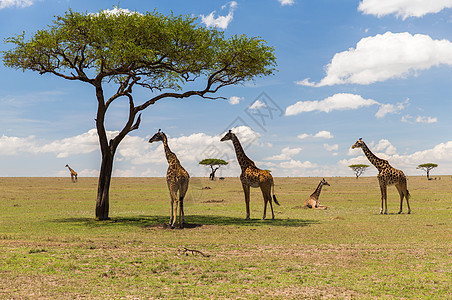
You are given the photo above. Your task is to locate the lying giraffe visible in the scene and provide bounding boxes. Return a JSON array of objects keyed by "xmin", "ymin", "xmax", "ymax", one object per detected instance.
[
  {"xmin": 65, "ymin": 164, "xmax": 78, "ymax": 183},
  {"xmin": 220, "ymin": 130, "xmax": 280, "ymax": 220},
  {"xmin": 149, "ymin": 129, "xmax": 190, "ymax": 228},
  {"xmin": 351, "ymin": 138, "xmax": 411, "ymax": 214},
  {"xmin": 304, "ymin": 178, "xmax": 330, "ymax": 210}
]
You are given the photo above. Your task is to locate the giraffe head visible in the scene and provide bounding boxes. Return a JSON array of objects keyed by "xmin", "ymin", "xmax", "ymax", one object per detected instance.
[
  {"xmin": 220, "ymin": 130, "xmax": 234, "ymax": 142},
  {"xmin": 321, "ymin": 178, "xmax": 330, "ymax": 186},
  {"xmin": 149, "ymin": 129, "xmax": 166, "ymax": 143},
  {"xmin": 351, "ymin": 138, "xmax": 364, "ymax": 149},
  {"xmin": 65, "ymin": 164, "xmax": 69, "ymax": 168}
]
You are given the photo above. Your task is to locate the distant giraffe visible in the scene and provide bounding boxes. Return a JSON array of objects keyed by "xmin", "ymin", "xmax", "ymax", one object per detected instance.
[
  {"xmin": 65, "ymin": 164, "xmax": 78, "ymax": 183},
  {"xmin": 304, "ymin": 178, "xmax": 330, "ymax": 210},
  {"xmin": 220, "ymin": 130, "xmax": 280, "ymax": 220},
  {"xmin": 149, "ymin": 129, "xmax": 190, "ymax": 228},
  {"xmin": 351, "ymin": 138, "xmax": 411, "ymax": 214}
]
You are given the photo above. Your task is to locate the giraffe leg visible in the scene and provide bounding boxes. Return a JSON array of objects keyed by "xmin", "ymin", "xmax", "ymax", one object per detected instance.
[
  {"xmin": 379, "ymin": 184, "xmax": 387, "ymax": 214},
  {"xmin": 260, "ymin": 182, "xmax": 273, "ymax": 220},
  {"xmin": 241, "ymin": 181, "xmax": 251, "ymax": 219},
  {"xmin": 395, "ymin": 184, "xmax": 404, "ymax": 214},
  {"xmin": 167, "ymin": 181, "xmax": 176, "ymax": 227},
  {"xmin": 179, "ymin": 178, "xmax": 190, "ymax": 226}
]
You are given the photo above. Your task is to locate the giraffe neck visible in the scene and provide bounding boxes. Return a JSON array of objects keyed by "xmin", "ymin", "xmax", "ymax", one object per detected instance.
[
  {"xmin": 361, "ymin": 142, "xmax": 388, "ymax": 171},
  {"xmin": 162, "ymin": 136, "xmax": 179, "ymax": 166},
  {"xmin": 67, "ymin": 166, "xmax": 74, "ymax": 172},
  {"xmin": 310, "ymin": 182, "xmax": 324, "ymax": 199},
  {"xmin": 231, "ymin": 135, "xmax": 255, "ymax": 171}
]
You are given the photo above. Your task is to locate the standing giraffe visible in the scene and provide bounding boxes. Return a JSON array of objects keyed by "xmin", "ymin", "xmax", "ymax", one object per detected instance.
[
  {"xmin": 351, "ymin": 138, "xmax": 411, "ymax": 214},
  {"xmin": 304, "ymin": 178, "xmax": 330, "ymax": 210},
  {"xmin": 220, "ymin": 130, "xmax": 280, "ymax": 220},
  {"xmin": 65, "ymin": 164, "xmax": 78, "ymax": 183},
  {"xmin": 149, "ymin": 129, "xmax": 190, "ymax": 228}
]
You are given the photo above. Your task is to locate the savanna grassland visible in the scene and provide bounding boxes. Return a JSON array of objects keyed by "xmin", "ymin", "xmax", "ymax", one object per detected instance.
[{"xmin": 0, "ymin": 176, "xmax": 450, "ymax": 299}]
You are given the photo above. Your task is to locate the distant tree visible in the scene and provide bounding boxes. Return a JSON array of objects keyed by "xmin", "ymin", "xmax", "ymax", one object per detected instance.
[
  {"xmin": 2, "ymin": 8, "xmax": 276, "ymax": 220},
  {"xmin": 417, "ymin": 163, "xmax": 438, "ymax": 180},
  {"xmin": 348, "ymin": 164, "xmax": 370, "ymax": 179},
  {"xmin": 199, "ymin": 158, "xmax": 228, "ymax": 180}
]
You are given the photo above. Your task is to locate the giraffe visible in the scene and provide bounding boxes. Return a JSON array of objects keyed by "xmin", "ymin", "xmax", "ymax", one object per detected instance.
[
  {"xmin": 220, "ymin": 130, "xmax": 280, "ymax": 220},
  {"xmin": 65, "ymin": 164, "xmax": 78, "ymax": 183},
  {"xmin": 149, "ymin": 129, "xmax": 190, "ymax": 228},
  {"xmin": 304, "ymin": 178, "xmax": 330, "ymax": 210},
  {"xmin": 351, "ymin": 138, "xmax": 411, "ymax": 214}
]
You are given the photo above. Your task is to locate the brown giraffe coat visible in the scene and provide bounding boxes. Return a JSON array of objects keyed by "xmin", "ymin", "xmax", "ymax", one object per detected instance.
[
  {"xmin": 149, "ymin": 130, "xmax": 190, "ymax": 228},
  {"xmin": 65, "ymin": 164, "xmax": 78, "ymax": 183},
  {"xmin": 221, "ymin": 130, "xmax": 280, "ymax": 219},
  {"xmin": 304, "ymin": 178, "xmax": 329, "ymax": 209},
  {"xmin": 351, "ymin": 138, "xmax": 411, "ymax": 214}
]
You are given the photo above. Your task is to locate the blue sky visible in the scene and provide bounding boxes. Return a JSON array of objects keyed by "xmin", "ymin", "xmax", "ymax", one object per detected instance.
[{"xmin": 1, "ymin": 0, "xmax": 452, "ymax": 178}]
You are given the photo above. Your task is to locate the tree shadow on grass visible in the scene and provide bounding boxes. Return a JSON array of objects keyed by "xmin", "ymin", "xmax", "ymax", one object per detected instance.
[{"xmin": 54, "ymin": 214, "xmax": 319, "ymax": 229}]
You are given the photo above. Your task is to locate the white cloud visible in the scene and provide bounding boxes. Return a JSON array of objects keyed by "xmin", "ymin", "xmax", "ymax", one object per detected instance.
[
  {"xmin": 248, "ymin": 100, "xmax": 267, "ymax": 110},
  {"xmin": 0, "ymin": 0, "xmax": 33, "ymax": 9},
  {"xmin": 402, "ymin": 114, "xmax": 438, "ymax": 124},
  {"xmin": 286, "ymin": 93, "xmax": 378, "ymax": 116},
  {"xmin": 265, "ymin": 146, "xmax": 302, "ymax": 160},
  {"xmin": 201, "ymin": 1, "xmax": 237, "ymax": 30},
  {"xmin": 416, "ymin": 116, "xmax": 438, "ymax": 123},
  {"xmin": 375, "ymin": 99, "xmax": 410, "ymax": 118},
  {"xmin": 278, "ymin": 0, "xmax": 295, "ymax": 6},
  {"xmin": 298, "ymin": 32, "xmax": 452, "ymax": 87},
  {"xmin": 297, "ymin": 130, "xmax": 333, "ymax": 140},
  {"xmin": 358, "ymin": 0, "xmax": 452, "ymax": 19},
  {"xmin": 279, "ymin": 160, "xmax": 317, "ymax": 169},
  {"xmin": 229, "ymin": 96, "xmax": 243, "ymax": 105},
  {"xmin": 323, "ymin": 143, "xmax": 339, "ymax": 152}
]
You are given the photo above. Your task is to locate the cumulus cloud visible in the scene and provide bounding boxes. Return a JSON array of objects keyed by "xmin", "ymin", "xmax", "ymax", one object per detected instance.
[
  {"xmin": 297, "ymin": 131, "xmax": 333, "ymax": 140},
  {"xmin": 375, "ymin": 99, "xmax": 410, "ymax": 118},
  {"xmin": 201, "ymin": 1, "xmax": 237, "ymax": 30},
  {"xmin": 297, "ymin": 32, "xmax": 452, "ymax": 87},
  {"xmin": 358, "ymin": 0, "xmax": 452, "ymax": 19},
  {"xmin": 286, "ymin": 93, "xmax": 410, "ymax": 118},
  {"xmin": 265, "ymin": 146, "xmax": 302, "ymax": 160},
  {"xmin": 286, "ymin": 93, "xmax": 378, "ymax": 116},
  {"xmin": 229, "ymin": 96, "xmax": 243, "ymax": 105},
  {"xmin": 402, "ymin": 114, "xmax": 438, "ymax": 124},
  {"xmin": 248, "ymin": 100, "xmax": 267, "ymax": 110},
  {"xmin": 323, "ymin": 143, "xmax": 339, "ymax": 152},
  {"xmin": 279, "ymin": 160, "xmax": 317, "ymax": 169},
  {"xmin": 0, "ymin": 0, "xmax": 33, "ymax": 9},
  {"xmin": 278, "ymin": 0, "xmax": 295, "ymax": 6}
]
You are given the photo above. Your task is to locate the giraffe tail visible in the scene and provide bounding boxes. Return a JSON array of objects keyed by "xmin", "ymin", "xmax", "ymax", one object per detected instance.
[{"xmin": 271, "ymin": 181, "xmax": 280, "ymax": 206}]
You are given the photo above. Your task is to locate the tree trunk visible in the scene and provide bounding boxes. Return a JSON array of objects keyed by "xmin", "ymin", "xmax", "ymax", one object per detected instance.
[{"xmin": 96, "ymin": 150, "xmax": 114, "ymax": 220}]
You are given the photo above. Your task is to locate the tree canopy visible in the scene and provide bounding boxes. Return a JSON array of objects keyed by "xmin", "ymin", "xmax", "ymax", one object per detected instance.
[
  {"xmin": 417, "ymin": 163, "xmax": 438, "ymax": 180},
  {"xmin": 199, "ymin": 158, "xmax": 229, "ymax": 180},
  {"xmin": 348, "ymin": 164, "xmax": 369, "ymax": 179},
  {"xmin": 2, "ymin": 8, "xmax": 277, "ymax": 220}
]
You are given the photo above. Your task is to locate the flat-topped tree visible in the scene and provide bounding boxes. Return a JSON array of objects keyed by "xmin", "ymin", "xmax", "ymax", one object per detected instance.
[
  {"xmin": 2, "ymin": 8, "xmax": 276, "ymax": 220},
  {"xmin": 199, "ymin": 158, "xmax": 228, "ymax": 180},
  {"xmin": 417, "ymin": 163, "xmax": 438, "ymax": 180},
  {"xmin": 348, "ymin": 164, "xmax": 369, "ymax": 179}
]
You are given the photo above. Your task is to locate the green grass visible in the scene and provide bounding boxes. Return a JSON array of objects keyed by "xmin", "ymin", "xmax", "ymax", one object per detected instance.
[{"xmin": 0, "ymin": 176, "xmax": 450, "ymax": 299}]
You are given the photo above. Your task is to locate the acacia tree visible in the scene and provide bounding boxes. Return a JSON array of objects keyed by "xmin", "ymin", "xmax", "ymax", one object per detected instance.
[
  {"xmin": 348, "ymin": 164, "xmax": 369, "ymax": 179},
  {"xmin": 417, "ymin": 163, "xmax": 438, "ymax": 180},
  {"xmin": 2, "ymin": 9, "xmax": 276, "ymax": 220},
  {"xmin": 199, "ymin": 158, "xmax": 228, "ymax": 180}
]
